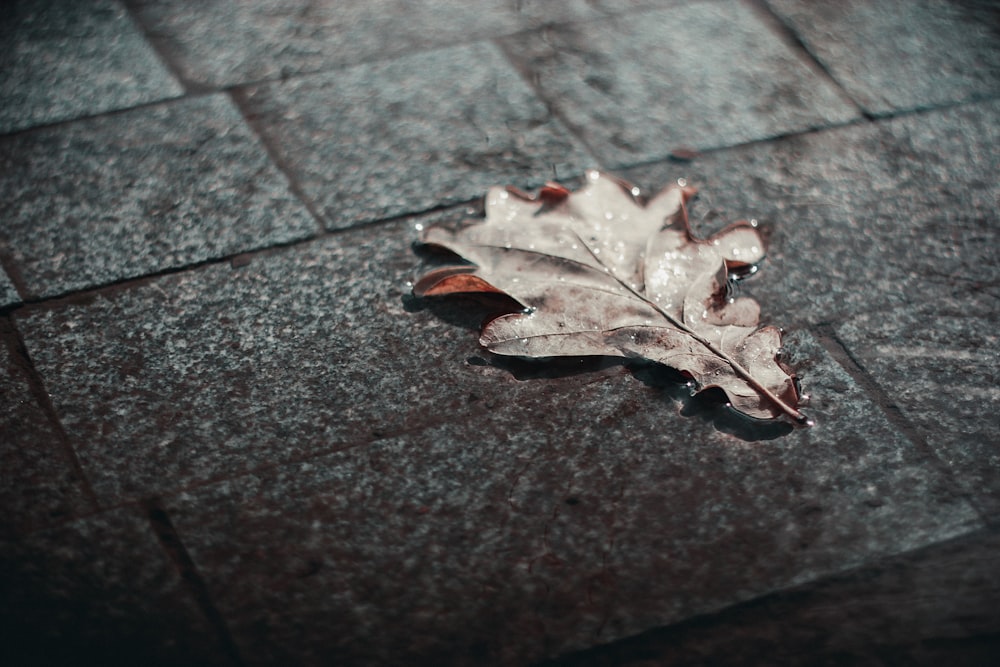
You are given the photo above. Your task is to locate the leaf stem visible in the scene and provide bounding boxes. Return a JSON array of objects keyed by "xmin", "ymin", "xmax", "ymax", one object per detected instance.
[{"xmin": 569, "ymin": 230, "xmax": 806, "ymax": 423}]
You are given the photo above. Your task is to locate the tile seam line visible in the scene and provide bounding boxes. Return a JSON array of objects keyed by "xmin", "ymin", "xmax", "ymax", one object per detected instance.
[
  {"xmin": 0, "ymin": 246, "xmax": 31, "ymax": 302},
  {"xmin": 118, "ymin": 0, "xmax": 193, "ymax": 95},
  {"xmin": 744, "ymin": 0, "xmax": 870, "ymax": 119},
  {"xmin": 226, "ymin": 88, "xmax": 327, "ymax": 233},
  {"xmin": 1, "ymin": 73, "xmax": 988, "ymax": 144},
  {"xmin": 114, "ymin": 0, "xmax": 725, "ymax": 93},
  {"xmin": 540, "ymin": 522, "xmax": 1000, "ymax": 666},
  {"xmin": 747, "ymin": 3, "xmax": 1000, "ymax": 120},
  {"xmin": 0, "ymin": 89, "xmax": 212, "ymax": 140},
  {"xmin": 227, "ymin": 79, "xmax": 586, "ymax": 234},
  {"xmin": 6, "ymin": 129, "xmax": 964, "ymax": 313},
  {"xmin": 143, "ymin": 498, "xmax": 246, "ymax": 667},
  {"xmin": 0, "ymin": 315, "xmax": 100, "ymax": 510},
  {"xmin": 1, "ymin": 10, "xmax": 991, "ymax": 140},
  {"xmin": 610, "ymin": 115, "xmax": 872, "ymax": 174},
  {"xmin": 8, "ymin": 233, "xmax": 319, "ymax": 313},
  {"xmin": 863, "ymin": 91, "xmax": 1000, "ymax": 121},
  {"xmin": 3, "ymin": 198, "xmax": 494, "ymax": 314},
  {"xmin": 516, "ymin": 92, "xmax": 1000, "ymax": 176},
  {"xmin": 122, "ymin": 26, "xmax": 561, "ymax": 92},
  {"xmin": 810, "ymin": 322, "xmax": 988, "ymax": 523},
  {"xmin": 493, "ymin": 36, "xmax": 607, "ymax": 169}
]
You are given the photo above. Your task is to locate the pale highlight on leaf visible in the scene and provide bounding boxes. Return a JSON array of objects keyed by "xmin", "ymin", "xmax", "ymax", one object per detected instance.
[{"xmin": 415, "ymin": 170, "xmax": 803, "ymax": 423}]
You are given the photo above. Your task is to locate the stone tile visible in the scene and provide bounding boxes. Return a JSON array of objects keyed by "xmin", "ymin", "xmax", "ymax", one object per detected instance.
[
  {"xmin": 0, "ymin": 271, "xmax": 19, "ymax": 308},
  {"xmin": 0, "ymin": 318, "xmax": 94, "ymax": 536},
  {"xmin": 512, "ymin": 0, "xmax": 606, "ymax": 24},
  {"xmin": 0, "ymin": 0, "xmax": 183, "ymax": 134},
  {"xmin": 15, "ymin": 213, "xmax": 601, "ymax": 503},
  {"xmin": 544, "ymin": 527, "xmax": 1000, "ymax": 666},
  {"xmin": 0, "ymin": 94, "xmax": 317, "ymax": 299},
  {"xmin": 236, "ymin": 42, "xmax": 593, "ymax": 230},
  {"xmin": 0, "ymin": 506, "xmax": 231, "ymax": 666},
  {"xmin": 586, "ymin": 329, "xmax": 979, "ymax": 646},
  {"xmin": 621, "ymin": 98, "xmax": 1000, "ymax": 325},
  {"xmin": 766, "ymin": 0, "xmax": 1000, "ymax": 115},
  {"xmin": 500, "ymin": 0, "xmax": 859, "ymax": 167},
  {"xmin": 837, "ymin": 295, "xmax": 1000, "ymax": 518},
  {"xmin": 127, "ymin": 0, "xmax": 603, "ymax": 89},
  {"xmin": 595, "ymin": 0, "xmax": 687, "ymax": 11},
  {"xmin": 163, "ymin": 330, "xmax": 979, "ymax": 665}
]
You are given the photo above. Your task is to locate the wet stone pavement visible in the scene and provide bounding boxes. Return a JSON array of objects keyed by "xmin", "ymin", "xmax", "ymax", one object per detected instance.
[{"xmin": 1, "ymin": 1, "xmax": 998, "ymax": 665}]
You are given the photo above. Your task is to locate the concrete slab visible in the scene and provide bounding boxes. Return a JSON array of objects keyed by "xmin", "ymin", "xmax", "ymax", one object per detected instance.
[
  {"xmin": 161, "ymin": 330, "xmax": 979, "ymax": 665},
  {"xmin": 0, "ymin": 505, "xmax": 232, "ymax": 665},
  {"xmin": 0, "ymin": 94, "xmax": 317, "ymax": 300},
  {"xmin": 126, "ymin": 0, "xmax": 604, "ymax": 89},
  {"xmin": 766, "ymin": 0, "xmax": 1000, "ymax": 115},
  {"xmin": 837, "ymin": 295, "xmax": 1000, "ymax": 519},
  {"xmin": 0, "ymin": 0, "xmax": 183, "ymax": 134},
  {"xmin": 621, "ymin": 98, "xmax": 1000, "ymax": 326},
  {"xmin": 235, "ymin": 42, "xmax": 593, "ymax": 230},
  {"xmin": 0, "ymin": 318, "xmax": 94, "ymax": 536},
  {"xmin": 500, "ymin": 0, "xmax": 860, "ymax": 167}
]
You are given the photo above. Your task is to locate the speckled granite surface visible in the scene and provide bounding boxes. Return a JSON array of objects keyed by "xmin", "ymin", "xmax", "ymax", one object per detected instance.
[
  {"xmin": 501, "ymin": 0, "xmax": 860, "ymax": 166},
  {"xmin": 765, "ymin": 0, "xmax": 1000, "ymax": 115},
  {"xmin": 0, "ymin": 94, "xmax": 317, "ymax": 299},
  {"xmin": 0, "ymin": 271, "xmax": 19, "ymax": 308},
  {"xmin": 0, "ymin": 0, "xmax": 183, "ymax": 133},
  {"xmin": 234, "ymin": 43, "xmax": 592, "ymax": 229},
  {"xmin": 2, "ymin": 1, "xmax": 998, "ymax": 664}
]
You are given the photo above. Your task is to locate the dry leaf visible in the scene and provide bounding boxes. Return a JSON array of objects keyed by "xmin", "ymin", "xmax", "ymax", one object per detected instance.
[{"xmin": 414, "ymin": 170, "xmax": 804, "ymax": 423}]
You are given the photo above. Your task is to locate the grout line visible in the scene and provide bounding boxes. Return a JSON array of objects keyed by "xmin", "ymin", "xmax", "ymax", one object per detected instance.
[
  {"xmin": 745, "ymin": 3, "xmax": 1000, "ymax": 122},
  {"xmin": 143, "ymin": 499, "xmax": 246, "ymax": 666},
  {"xmin": 0, "ymin": 315, "xmax": 100, "ymax": 511},
  {"xmin": 7, "ymin": 233, "xmax": 319, "ymax": 313},
  {"xmin": 226, "ymin": 88, "xmax": 328, "ymax": 234},
  {"xmin": 810, "ymin": 322, "xmax": 986, "ymax": 521},
  {"xmin": 4, "ymin": 198, "xmax": 482, "ymax": 316},
  {"xmin": 602, "ymin": 91, "xmax": 1000, "ymax": 175},
  {"xmin": 0, "ymin": 90, "xmax": 213, "ymax": 140},
  {"xmin": 120, "ymin": 0, "xmax": 207, "ymax": 95},
  {"xmin": 493, "ymin": 36, "xmax": 608, "ymax": 171},
  {"xmin": 2, "ymin": 88, "xmax": 991, "ymax": 315},
  {"xmin": 3, "ymin": 0, "xmax": 994, "ymax": 144},
  {"xmin": 539, "ymin": 521, "xmax": 1000, "ymax": 666},
  {"xmin": 0, "ymin": 246, "xmax": 31, "ymax": 302},
  {"xmin": 115, "ymin": 1, "xmax": 721, "ymax": 97},
  {"xmin": 0, "ymin": 86, "xmax": 943, "ymax": 317},
  {"xmin": 859, "ymin": 91, "xmax": 1000, "ymax": 121},
  {"xmin": 612, "ymin": 115, "xmax": 872, "ymax": 174},
  {"xmin": 744, "ymin": 0, "xmax": 871, "ymax": 119}
]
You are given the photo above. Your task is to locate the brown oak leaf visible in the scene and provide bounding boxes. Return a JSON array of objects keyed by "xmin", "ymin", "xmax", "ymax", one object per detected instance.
[{"xmin": 414, "ymin": 170, "xmax": 804, "ymax": 423}]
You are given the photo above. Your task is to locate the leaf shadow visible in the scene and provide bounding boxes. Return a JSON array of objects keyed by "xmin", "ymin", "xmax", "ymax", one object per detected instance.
[
  {"xmin": 404, "ymin": 293, "xmax": 794, "ymax": 442},
  {"xmin": 630, "ymin": 363, "xmax": 794, "ymax": 442},
  {"xmin": 402, "ymin": 292, "xmax": 523, "ymax": 331},
  {"xmin": 475, "ymin": 353, "xmax": 630, "ymax": 380}
]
